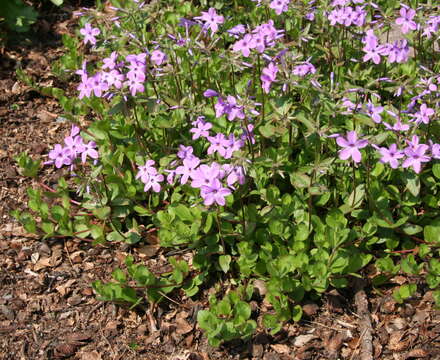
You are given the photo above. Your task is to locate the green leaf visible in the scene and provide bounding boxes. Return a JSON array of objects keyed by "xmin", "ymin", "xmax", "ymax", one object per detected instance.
[
  {"xmin": 433, "ymin": 164, "xmax": 440, "ymax": 179},
  {"xmin": 219, "ymin": 255, "xmax": 231, "ymax": 273},
  {"xmin": 93, "ymin": 206, "xmax": 111, "ymax": 220},
  {"xmin": 107, "ymin": 231, "xmax": 125, "ymax": 242},
  {"xmin": 290, "ymin": 172, "xmax": 311, "ymax": 189},
  {"xmin": 50, "ymin": 0, "xmax": 64, "ymax": 6},
  {"xmin": 263, "ymin": 314, "xmax": 282, "ymax": 335},
  {"xmin": 292, "ymin": 304, "xmax": 303, "ymax": 321},
  {"xmin": 424, "ymin": 220, "xmax": 440, "ymax": 243},
  {"xmin": 112, "ymin": 268, "xmax": 127, "ymax": 283},
  {"xmin": 393, "ymin": 284, "xmax": 417, "ymax": 304},
  {"xmin": 234, "ymin": 301, "xmax": 251, "ymax": 322},
  {"xmin": 197, "ymin": 310, "xmax": 218, "ymax": 331}
]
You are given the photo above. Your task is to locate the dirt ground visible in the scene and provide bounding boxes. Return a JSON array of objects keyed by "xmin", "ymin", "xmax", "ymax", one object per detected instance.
[{"xmin": 1, "ymin": 3, "xmax": 440, "ymax": 359}]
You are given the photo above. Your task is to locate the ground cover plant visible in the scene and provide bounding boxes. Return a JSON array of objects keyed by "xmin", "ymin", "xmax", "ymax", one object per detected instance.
[{"xmin": 13, "ymin": 0, "xmax": 440, "ymax": 347}]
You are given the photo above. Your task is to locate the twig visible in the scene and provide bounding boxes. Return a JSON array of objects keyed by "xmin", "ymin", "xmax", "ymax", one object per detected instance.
[
  {"xmin": 354, "ymin": 279, "xmax": 374, "ymax": 360},
  {"xmin": 63, "ymin": 239, "xmax": 75, "ymax": 269}
]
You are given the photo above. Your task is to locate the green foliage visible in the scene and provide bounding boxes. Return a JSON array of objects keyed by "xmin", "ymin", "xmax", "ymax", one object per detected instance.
[
  {"xmin": 198, "ymin": 287, "xmax": 256, "ymax": 346},
  {"xmin": 0, "ymin": 0, "xmax": 38, "ymax": 32},
  {"xmin": 14, "ymin": 151, "xmax": 41, "ymax": 178},
  {"xmin": 13, "ymin": 0, "xmax": 440, "ymax": 347},
  {"xmin": 0, "ymin": 0, "xmax": 63, "ymax": 33}
]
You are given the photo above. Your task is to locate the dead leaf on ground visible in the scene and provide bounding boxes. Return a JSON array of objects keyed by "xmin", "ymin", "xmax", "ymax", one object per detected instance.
[
  {"xmin": 270, "ymin": 344, "xmax": 290, "ymax": 354},
  {"xmin": 137, "ymin": 244, "xmax": 160, "ymax": 258},
  {"xmin": 65, "ymin": 331, "xmax": 92, "ymax": 344},
  {"xmin": 54, "ymin": 343, "xmax": 77, "ymax": 358},
  {"xmin": 176, "ymin": 317, "xmax": 193, "ymax": 335},
  {"xmin": 294, "ymin": 334, "xmax": 316, "ymax": 347},
  {"xmin": 388, "ymin": 330, "xmax": 409, "ymax": 351},
  {"xmin": 79, "ymin": 351, "xmax": 102, "ymax": 360},
  {"xmin": 404, "ymin": 348, "xmax": 429, "ymax": 358}
]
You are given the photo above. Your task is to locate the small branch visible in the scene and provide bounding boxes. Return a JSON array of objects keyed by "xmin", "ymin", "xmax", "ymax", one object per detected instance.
[{"xmin": 354, "ymin": 279, "xmax": 373, "ymax": 360}]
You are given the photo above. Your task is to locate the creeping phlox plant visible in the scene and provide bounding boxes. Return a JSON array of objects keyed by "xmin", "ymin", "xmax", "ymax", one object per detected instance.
[{"xmin": 14, "ymin": 0, "xmax": 440, "ymax": 346}]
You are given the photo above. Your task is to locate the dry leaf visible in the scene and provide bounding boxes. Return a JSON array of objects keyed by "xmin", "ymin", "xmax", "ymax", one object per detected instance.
[
  {"xmin": 33, "ymin": 257, "xmax": 52, "ymax": 271},
  {"xmin": 294, "ymin": 334, "xmax": 316, "ymax": 347},
  {"xmin": 79, "ymin": 351, "xmax": 102, "ymax": 360},
  {"xmin": 56, "ymin": 279, "xmax": 76, "ymax": 297},
  {"xmin": 176, "ymin": 318, "xmax": 193, "ymax": 335},
  {"xmin": 270, "ymin": 344, "xmax": 290, "ymax": 354},
  {"xmin": 405, "ymin": 349, "xmax": 429, "ymax": 358},
  {"xmin": 66, "ymin": 332, "xmax": 92, "ymax": 344},
  {"xmin": 54, "ymin": 343, "xmax": 77, "ymax": 358},
  {"xmin": 388, "ymin": 331, "xmax": 409, "ymax": 351},
  {"xmin": 138, "ymin": 245, "xmax": 160, "ymax": 258}
]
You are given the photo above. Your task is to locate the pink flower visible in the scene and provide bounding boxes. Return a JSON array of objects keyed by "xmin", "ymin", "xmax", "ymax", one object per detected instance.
[
  {"xmin": 80, "ymin": 23, "xmax": 100, "ymax": 45},
  {"xmin": 395, "ymin": 7, "xmax": 417, "ymax": 34},
  {"xmin": 336, "ymin": 131, "xmax": 368, "ymax": 163},
  {"xmin": 195, "ymin": 8, "xmax": 224, "ymax": 33}
]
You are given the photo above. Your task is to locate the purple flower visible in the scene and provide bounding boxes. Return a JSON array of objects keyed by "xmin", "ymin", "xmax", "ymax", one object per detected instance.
[
  {"xmin": 207, "ymin": 133, "xmax": 230, "ymax": 157},
  {"xmin": 143, "ymin": 173, "xmax": 164, "ymax": 192},
  {"xmin": 293, "ymin": 62, "xmax": 316, "ymax": 76},
  {"xmin": 423, "ymin": 15, "xmax": 440, "ymax": 38},
  {"xmin": 176, "ymin": 156, "xmax": 200, "ymax": 185},
  {"xmin": 136, "ymin": 160, "xmax": 158, "ymax": 183},
  {"xmin": 102, "ymin": 51, "xmax": 119, "ymax": 70},
  {"xmin": 64, "ymin": 135, "xmax": 85, "ymax": 158},
  {"xmin": 203, "ymin": 89, "xmax": 219, "ymax": 98},
  {"xmin": 362, "ymin": 31, "xmax": 381, "ymax": 64},
  {"xmin": 241, "ymin": 124, "xmax": 256, "ymax": 144},
  {"xmin": 200, "ymin": 178, "xmax": 231, "ymax": 206},
  {"xmin": 365, "ymin": 101, "xmax": 383, "ymax": 123},
  {"xmin": 223, "ymin": 164, "xmax": 246, "ymax": 187},
  {"xmin": 215, "ymin": 96, "xmax": 245, "ymax": 121},
  {"xmin": 381, "ymin": 39, "xmax": 410, "ymax": 64},
  {"xmin": 403, "ymin": 142, "xmax": 430, "ymax": 173},
  {"xmin": 190, "ymin": 118, "xmax": 212, "ymax": 139},
  {"xmin": 77, "ymin": 75, "xmax": 93, "ymax": 99},
  {"xmin": 89, "ymin": 73, "xmax": 109, "ymax": 97},
  {"xmin": 269, "ymin": 0, "xmax": 290, "ymax": 15},
  {"xmin": 232, "ymin": 34, "xmax": 254, "ymax": 57},
  {"xmin": 48, "ymin": 144, "xmax": 72, "ymax": 168},
  {"xmin": 150, "ymin": 50, "xmax": 167, "ymax": 65},
  {"xmin": 125, "ymin": 78, "xmax": 145, "ymax": 96},
  {"xmin": 81, "ymin": 141, "xmax": 99, "ymax": 163},
  {"xmin": 395, "ymin": 7, "xmax": 417, "ymax": 34},
  {"xmin": 429, "ymin": 141, "xmax": 440, "ymax": 159},
  {"xmin": 191, "ymin": 163, "xmax": 221, "ymax": 188},
  {"xmin": 177, "ymin": 145, "xmax": 194, "ymax": 159},
  {"xmin": 227, "ymin": 24, "xmax": 246, "ymax": 38},
  {"xmin": 411, "ymin": 104, "xmax": 435, "ymax": 125},
  {"xmin": 336, "ymin": 131, "xmax": 368, "ymax": 163},
  {"xmin": 102, "ymin": 70, "xmax": 125, "ymax": 89},
  {"xmin": 383, "ymin": 119, "xmax": 410, "ymax": 132},
  {"xmin": 80, "ymin": 23, "xmax": 100, "ymax": 45},
  {"xmin": 260, "ymin": 62, "xmax": 278, "ymax": 94},
  {"xmin": 373, "ymin": 143, "xmax": 404, "ymax": 168},
  {"xmin": 195, "ymin": 8, "xmax": 224, "ymax": 33}
]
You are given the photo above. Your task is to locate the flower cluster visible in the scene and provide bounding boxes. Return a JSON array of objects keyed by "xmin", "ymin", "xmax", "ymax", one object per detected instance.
[
  {"xmin": 269, "ymin": 0, "xmax": 290, "ymax": 15},
  {"xmin": 136, "ymin": 160, "xmax": 164, "ymax": 192},
  {"xmin": 77, "ymin": 48, "xmax": 167, "ymax": 99},
  {"xmin": 46, "ymin": 126, "xmax": 98, "ymax": 169},
  {"xmin": 232, "ymin": 20, "xmax": 284, "ymax": 57},
  {"xmin": 362, "ymin": 30, "xmax": 409, "ymax": 65},
  {"xmin": 327, "ymin": 1, "xmax": 367, "ymax": 28}
]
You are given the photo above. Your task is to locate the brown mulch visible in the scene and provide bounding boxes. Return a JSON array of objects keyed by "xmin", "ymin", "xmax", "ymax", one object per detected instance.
[{"xmin": 1, "ymin": 2, "xmax": 440, "ymax": 360}]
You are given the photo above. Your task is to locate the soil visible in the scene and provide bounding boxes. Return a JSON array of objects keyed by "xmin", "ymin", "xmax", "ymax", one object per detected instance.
[{"xmin": 1, "ymin": 2, "xmax": 440, "ymax": 360}]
